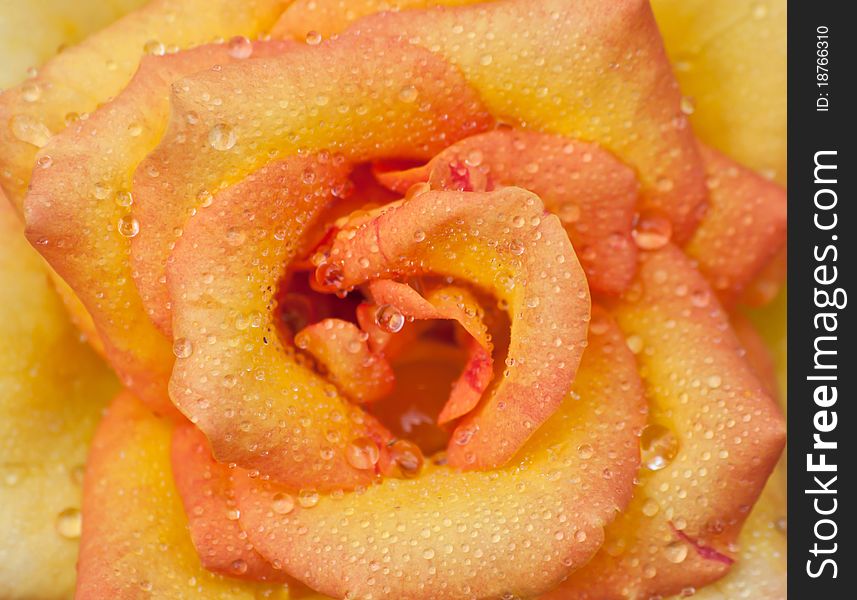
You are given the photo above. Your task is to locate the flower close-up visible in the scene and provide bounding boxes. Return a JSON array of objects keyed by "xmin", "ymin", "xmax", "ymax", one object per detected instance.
[{"xmin": 0, "ymin": 1, "xmax": 787, "ymax": 599}]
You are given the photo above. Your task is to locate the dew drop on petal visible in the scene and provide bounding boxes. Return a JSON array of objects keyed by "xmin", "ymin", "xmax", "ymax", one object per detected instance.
[
  {"xmin": 208, "ymin": 123, "xmax": 236, "ymax": 151},
  {"xmin": 55, "ymin": 508, "xmax": 82, "ymax": 539},
  {"xmin": 345, "ymin": 437, "xmax": 380, "ymax": 470},
  {"xmin": 375, "ymin": 305, "xmax": 405, "ymax": 333},
  {"xmin": 640, "ymin": 424, "xmax": 679, "ymax": 471}
]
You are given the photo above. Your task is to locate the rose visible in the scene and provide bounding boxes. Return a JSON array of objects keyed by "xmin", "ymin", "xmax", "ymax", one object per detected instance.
[{"xmin": 0, "ymin": 1, "xmax": 786, "ymax": 599}]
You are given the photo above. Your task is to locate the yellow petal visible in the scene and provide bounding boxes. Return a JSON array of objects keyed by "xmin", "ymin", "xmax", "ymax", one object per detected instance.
[
  {"xmin": 652, "ymin": 0, "xmax": 786, "ymax": 183},
  {"xmin": 0, "ymin": 194, "xmax": 118, "ymax": 599},
  {"xmin": 0, "ymin": 0, "xmax": 146, "ymax": 88}
]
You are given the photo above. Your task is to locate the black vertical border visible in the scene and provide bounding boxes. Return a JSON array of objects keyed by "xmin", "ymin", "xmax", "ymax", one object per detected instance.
[{"xmin": 788, "ymin": 0, "xmax": 854, "ymax": 597}]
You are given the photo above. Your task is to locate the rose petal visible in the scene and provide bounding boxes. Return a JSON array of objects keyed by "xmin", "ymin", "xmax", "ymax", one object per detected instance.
[
  {"xmin": 132, "ymin": 35, "xmax": 492, "ymax": 333},
  {"xmin": 685, "ymin": 145, "xmax": 786, "ymax": 306},
  {"xmin": 25, "ymin": 42, "xmax": 292, "ymax": 415},
  {"xmin": 550, "ymin": 245, "xmax": 785, "ymax": 599},
  {"xmin": 652, "ymin": 0, "xmax": 786, "ymax": 183},
  {"xmin": 731, "ymin": 313, "xmax": 779, "ymax": 400},
  {"xmin": 0, "ymin": 196, "xmax": 117, "ymax": 599},
  {"xmin": 323, "ymin": 186, "xmax": 590, "ymax": 470},
  {"xmin": 171, "ymin": 423, "xmax": 292, "ymax": 582},
  {"xmin": 0, "ymin": 0, "xmax": 145, "ymax": 88},
  {"xmin": 376, "ymin": 130, "xmax": 639, "ymax": 294},
  {"xmin": 229, "ymin": 306, "xmax": 645, "ymax": 600},
  {"xmin": 271, "ymin": 0, "xmax": 480, "ymax": 39},
  {"xmin": 77, "ymin": 392, "xmax": 311, "ymax": 599},
  {"xmin": 168, "ymin": 154, "xmax": 401, "ymax": 490},
  {"xmin": 365, "ymin": 280, "xmax": 494, "ymax": 424},
  {"xmin": 0, "ymin": 0, "xmax": 291, "ymax": 208},
  {"xmin": 687, "ymin": 461, "xmax": 786, "ymax": 600},
  {"xmin": 348, "ymin": 0, "xmax": 708, "ymax": 241},
  {"xmin": 295, "ymin": 319, "xmax": 395, "ymax": 403}
]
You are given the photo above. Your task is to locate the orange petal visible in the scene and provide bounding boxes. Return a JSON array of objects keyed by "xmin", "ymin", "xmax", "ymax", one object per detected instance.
[
  {"xmin": 322, "ymin": 186, "xmax": 590, "ymax": 470},
  {"xmin": 440, "ymin": 336, "xmax": 493, "ymax": 424},
  {"xmin": 168, "ymin": 154, "xmax": 400, "ymax": 491},
  {"xmin": 230, "ymin": 306, "xmax": 645, "ymax": 600},
  {"xmin": 376, "ymin": 129, "xmax": 640, "ymax": 294},
  {"xmin": 0, "ymin": 0, "xmax": 291, "ymax": 209},
  {"xmin": 366, "ymin": 280, "xmax": 494, "ymax": 424},
  {"xmin": 685, "ymin": 145, "xmax": 786, "ymax": 306},
  {"xmin": 348, "ymin": 0, "xmax": 708, "ymax": 241},
  {"xmin": 294, "ymin": 319, "xmax": 395, "ymax": 403},
  {"xmin": 551, "ymin": 245, "xmax": 785, "ymax": 599},
  {"xmin": 731, "ymin": 312, "xmax": 779, "ymax": 400},
  {"xmin": 132, "ymin": 35, "xmax": 491, "ymax": 333},
  {"xmin": 741, "ymin": 248, "xmax": 787, "ymax": 307},
  {"xmin": 76, "ymin": 392, "xmax": 303, "ymax": 599},
  {"xmin": 171, "ymin": 423, "xmax": 292, "ymax": 582},
  {"xmin": 25, "ymin": 42, "xmax": 292, "ymax": 415}
]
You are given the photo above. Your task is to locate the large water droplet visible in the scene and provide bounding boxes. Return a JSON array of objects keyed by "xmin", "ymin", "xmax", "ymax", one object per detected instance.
[
  {"xmin": 55, "ymin": 508, "xmax": 82, "ymax": 539},
  {"xmin": 375, "ymin": 305, "xmax": 405, "ymax": 333},
  {"xmin": 208, "ymin": 123, "xmax": 236, "ymax": 151},
  {"xmin": 640, "ymin": 424, "xmax": 679, "ymax": 471},
  {"xmin": 345, "ymin": 437, "xmax": 380, "ymax": 470}
]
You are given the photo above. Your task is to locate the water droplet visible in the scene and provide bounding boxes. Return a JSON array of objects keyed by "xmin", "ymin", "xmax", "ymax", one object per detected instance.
[
  {"xmin": 375, "ymin": 305, "xmax": 405, "ymax": 333},
  {"xmin": 398, "ymin": 85, "xmax": 419, "ymax": 103},
  {"xmin": 642, "ymin": 498, "xmax": 660, "ymax": 517},
  {"xmin": 707, "ymin": 375, "xmax": 722, "ymax": 389},
  {"xmin": 345, "ymin": 437, "xmax": 380, "ymax": 470},
  {"xmin": 272, "ymin": 492, "xmax": 295, "ymax": 515},
  {"xmin": 117, "ymin": 215, "xmax": 140, "ymax": 238},
  {"xmin": 231, "ymin": 559, "xmax": 248, "ymax": 574},
  {"xmin": 144, "ymin": 40, "xmax": 165, "ymax": 56},
  {"xmin": 298, "ymin": 489, "xmax": 319, "ymax": 508},
  {"xmin": 55, "ymin": 508, "xmax": 82, "ymax": 539},
  {"xmin": 227, "ymin": 36, "xmax": 253, "ymax": 59},
  {"xmin": 389, "ymin": 439, "xmax": 424, "ymax": 478},
  {"xmin": 208, "ymin": 123, "xmax": 236, "ymax": 151},
  {"xmin": 305, "ymin": 30, "xmax": 322, "ymax": 45},
  {"xmin": 679, "ymin": 96, "xmax": 696, "ymax": 115},
  {"xmin": 21, "ymin": 82, "xmax": 41, "ymax": 102},
  {"xmin": 665, "ymin": 541, "xmax": 689, "ymax": 564},
  {"xmin": 127, "ymin": 121, "xmax": 143, "ymax": 137},
  {"xmin": 10, "ymin": 114, "xmax": 51, "ymax": 147},
  {"xmin": 640, "ymin": 424, "xmax": 679, "ymax": 471},
  {"xmin": 226, "ymin": 508, "xmax": 241, "ymax": 520},
  {"xmin": 633, "ymin": 212, "xmax": 673, "ymax": 250},
  {"xmin": 577, "ymin": 444, "xmax": 594, "ymax": 459},
  {"xmin": 509, "ymin": 239, "xmax": 525, "ymax": 256},
  {"xmin": 36, "ymin": 155, "xmax": 53, "ymax": 169},
  {"xmin": 173, "ymin": 337, "xmax": 193, "ymax": 359},
  {"xmin": 557, "ymin": 203, "xmax": 581, "ymax": 224},
  {"xmin": 114, "ymin": 190, "xmax": 133, "ymax": 207}
]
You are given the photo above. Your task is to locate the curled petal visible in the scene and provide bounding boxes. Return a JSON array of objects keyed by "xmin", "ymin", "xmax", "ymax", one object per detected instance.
[
  {"xmin": 171, "ymin": 424, "xmax": 292, "ymax": 582},
  {"xmin": 367, "ymin": 280, "xmax": 494, "ymax": 424},
  {"xmin": 376, "ymin": 129, "xmax": 640, "ymax": 294},
  {"xmin": 685, "ymin": 145, "xmax": 786, "ymax": 306},
  {"xmin": 168, "ymin": 155, "xmax": 398, "ymax": 491},
  {"xmin": 228, "ymin": 307, "xmax": 645, "ymax": 600},
  {"xmin": 132, "ymin": 35, "xmax": 492, "ymax": 332},
  {"xmin": 731, "ymin": 313, "xmax": 779, "ymax": 400},
  {"xmin": 25, "ymin": 42, "xmax": 292, "ymax": 414},
  {"xmin": 77, "ymin": 392, "xmax": 302, "ymax": 599},
  {"xmin": 0, "ymin": 0, "xmax": 291, "ymax": 208},
  {"xmin": 551, "ymin": 245, "xmax": 785, "ymax": 599},
  {"xmin": 295, "ymin": 319, "xmax": 395, "ymax": 403},
  {"xmin": 349, "ymin": 0, "xmax": 708, "ymax": 241},
  {"xmin": 324, "ymin": 187, "xmax": 590, "ymax": 470}
]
